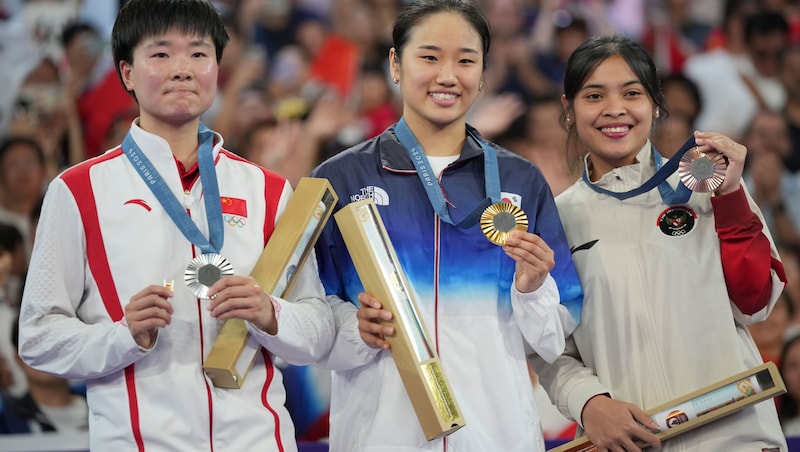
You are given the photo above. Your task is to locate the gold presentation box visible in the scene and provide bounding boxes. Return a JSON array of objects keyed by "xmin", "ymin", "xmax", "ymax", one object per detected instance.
[
  {"xmin": 549, "ymin": 362, "xmax": 785, "ymax": 452},
  {"xmin": 203, "ymin": 177, "xmax": 338, "ymax": 389},
  {"xmin": 334, "ymin": 199, "xmax": 466, "ymax": 440}
]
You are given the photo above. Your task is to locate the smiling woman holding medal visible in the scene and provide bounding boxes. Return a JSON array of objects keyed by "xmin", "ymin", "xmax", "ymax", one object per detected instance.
[
  {"xmin": 311, "ymin": 1, "xmax": 583, "ymax": 451},
  {"xmin": 531, "ymin": 35, "xmax": 788, "ymax": 451},
  {"xmin": 14, "ymin": 0, "xmax": 334, "ymax": 450}
]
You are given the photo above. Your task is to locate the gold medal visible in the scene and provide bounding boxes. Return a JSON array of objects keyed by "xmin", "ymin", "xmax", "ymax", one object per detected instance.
[
  {"xmin": 480, "ymin": 202, "xmax": 528, "ymax": 246},
  {"xmin": 184, "ymin": 253, "xmax": 234, "ymax": 299},
  {"xmin": 678, "ymin": 147, "xmax": 727, "ymax": 192}
]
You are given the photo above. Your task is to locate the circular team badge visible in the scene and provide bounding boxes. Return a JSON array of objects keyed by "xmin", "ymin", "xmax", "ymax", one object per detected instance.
[
  {"xmin": 185, "ymin": 253, "xmax": 235, "ymax": 299},
  {"xmin": 480, "ymin": 202, "xmax": 528, "ymax": 246},
  {"xmin": 657, "ymin": 206, "xmax": 697, "ymax": 237}
]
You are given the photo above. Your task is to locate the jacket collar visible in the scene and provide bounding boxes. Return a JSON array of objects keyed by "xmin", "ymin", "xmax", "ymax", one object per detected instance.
[{"xmin": 380, "ymin": 123, "xmax": 488, "ymax": 171}]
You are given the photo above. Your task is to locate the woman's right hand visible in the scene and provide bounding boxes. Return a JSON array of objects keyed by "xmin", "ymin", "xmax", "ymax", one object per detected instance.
[
  {"xmin": 356, "ymin": 292, "xmax": 394, "ymax": 350},
  {"xmin": 124, "ymin": 285, "xmax": 174, "ymax": 349},
  {"xmin": 581, "ymin": 395, "xmax": 662, "ymax": 451}
]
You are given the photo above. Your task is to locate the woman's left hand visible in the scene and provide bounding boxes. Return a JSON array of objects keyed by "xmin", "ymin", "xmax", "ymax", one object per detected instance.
[
  {"xmin": 503, "ymin": 231, "xmax": 555, "ymax": 293},
  {"xmin": 207, "ymin": 275, "xmax": 278, "ymax": 334},
  {"xmin": 693, "ymin": 130, "xmax": 746, "ymax": 195}
]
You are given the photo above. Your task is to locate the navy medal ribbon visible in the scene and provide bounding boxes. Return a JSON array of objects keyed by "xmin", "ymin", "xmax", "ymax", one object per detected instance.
[
  {"xmin": 395, "ymin": 117, "xmax": 501, "ymax": 228},
  {"xmin": 583, "ymin": 136, "xmax": 695, "ymax": 206}
]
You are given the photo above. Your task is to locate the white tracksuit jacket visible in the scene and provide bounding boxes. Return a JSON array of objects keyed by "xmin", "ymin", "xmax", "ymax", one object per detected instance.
[
  {"xmin": 18, "ymin": 122, "xmax": 334, "ymax": 451},
  {"xmin": 534, "ymin": 144, "xmax": 787, "ymax": 451}
]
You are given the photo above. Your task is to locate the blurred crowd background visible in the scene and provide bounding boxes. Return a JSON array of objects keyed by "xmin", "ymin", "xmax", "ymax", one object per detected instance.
[{"xmin": 2, "ymin": 0, "xmax": 800, "ymax": 445}]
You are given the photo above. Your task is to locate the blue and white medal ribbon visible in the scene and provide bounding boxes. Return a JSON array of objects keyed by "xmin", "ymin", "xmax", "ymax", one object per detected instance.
[{"xmin": 122, "ymin": 123, "xmax": 233, "ymax": 298}]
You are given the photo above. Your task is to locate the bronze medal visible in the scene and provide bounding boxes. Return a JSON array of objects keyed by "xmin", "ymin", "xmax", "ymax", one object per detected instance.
[{"xmin": 678, "ymin": 147, "xmax": 727, "ymax": 192}]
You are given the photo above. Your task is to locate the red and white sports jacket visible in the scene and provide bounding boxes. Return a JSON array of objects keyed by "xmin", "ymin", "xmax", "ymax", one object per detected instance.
[{"xmin": 18, "ymin": 122, "xmax": 334, "ymax": 451}]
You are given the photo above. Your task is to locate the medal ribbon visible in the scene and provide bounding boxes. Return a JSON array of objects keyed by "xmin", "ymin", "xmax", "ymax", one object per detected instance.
[
  {"xmin": 582, "ymin": 136, "xmax": 695, "ymax": 205},
  {"xmin": 395, "ymin": 117, "xmax": 501, "ymax": 228},
  {"xmin": 122, "ymin": 123, "xmax": 224, "ymax": 254}
]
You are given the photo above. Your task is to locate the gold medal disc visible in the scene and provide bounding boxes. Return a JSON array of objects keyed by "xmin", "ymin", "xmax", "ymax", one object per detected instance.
[
  {"xmin": 678, "ymin": 147, "xmax": 727, "ymax": 192},
  {"xmin": 185, "ymin": 253, "xmax": 235, "ymax": 299},
  {"xmin": 480, "ymin": 202, "xmax": 528, "ymax": 246}
]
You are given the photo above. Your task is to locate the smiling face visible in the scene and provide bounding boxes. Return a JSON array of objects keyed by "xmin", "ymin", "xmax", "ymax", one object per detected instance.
[
  {"xmin": 567, "ymin": 55, "xmax": 656, "ymax": 179},
  {"xmin": 120, "ymin": 29, "xmax": 219, "ymax": 132},
  {"xmin": 390, "ymin": 11, "xmax": 484, "ymax": 134}
]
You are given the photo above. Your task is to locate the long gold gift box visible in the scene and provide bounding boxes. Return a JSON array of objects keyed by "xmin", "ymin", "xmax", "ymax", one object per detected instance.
[
  {"xmin": 203, "ymin": 177, "xmax": 338, "ymax": 389},
  {"xmin": 549, "ymin": 361, "xmax": 785, "ymax": 452},
  {"xmin": 334, "ymin": 199, "xmax": 466, "ymax": 440}
]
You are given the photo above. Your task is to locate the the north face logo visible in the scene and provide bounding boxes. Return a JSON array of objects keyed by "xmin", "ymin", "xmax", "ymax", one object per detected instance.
[{"xmin": 350, "ymin": 186, "xmax": 389, "ymax": 205}]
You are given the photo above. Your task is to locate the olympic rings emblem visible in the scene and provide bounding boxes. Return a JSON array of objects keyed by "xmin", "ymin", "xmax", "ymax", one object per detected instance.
[{"xmin": 225, "ymin": 214, "xmax": 247, "ymax": 228}]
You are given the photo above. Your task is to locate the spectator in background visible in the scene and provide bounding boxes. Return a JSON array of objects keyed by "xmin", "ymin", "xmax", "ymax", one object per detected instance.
[
  {"xmin": 9, "ymin": 58, "xmax": 77, "ymax": 179},
  {"xmin": 660, "ymin": 73, "xmax": 702, "ymax": 127},
  {"xmin": 0, "ymin": 137, "xmax": 47, "ymax": 257},
  {"xmin": 0, "ymin": 223, "xmax": 26, "ymax": 399},
  {"xmin": 499, "ymin": 95, "xmax": 580, "ymax": 196},
  {"xmin": 240, "ymin": 89, "xmax": 346, "ymax": 187},
  {"xmin": 782, "ymin": 45, "xmax": 800, "ymax": 173},
  {"xmin": 0, "ymin": 316, "xmax": 89, "ymax": 434},
  {"xmin": 60, "ymin": 21, "xmax": 136, "ymax": 160},
  {"xmin": 479, "ymin": 0, "xmax": 555, "ymax": 102},
  {"xmin": 249, "ymin": 0, "xmax": 322, "ymax": 62},
  {"xmin": 763, "ymin": 0, "xmax": 800, "ymax": 45},
  {"xmin": 652, "ymin": 111, "xmax": 693, "ymax": 159},
  {"xmin": 684, "ymin": 10, "xmax": 789, "ymax": 140},
  {"xmin": 532, "ymin": 15, "xmax": 591, "ymax": 96},
  {"xmin": 652, "ymin": 74, "xmax": 703, "ymax": 157},
  {"xmin": 207, "ymin": 12, "xmax": 270, "ymax": 153},
  {"xmin": 779, "ymin": 245, "xmax": 800, "ymax": 324},
  {"xmin": 742, "ymin": 110, "xmax": 800, "ymax": 248},
  {"xmin": 748, "ymin": 293, "xmax": 794, "ymax": 366},
  {"xmin": 703, "ymin": 0, "xmax": 759, "ymax": 52},
  {"xmin": 779, "ymin": 332, "xmax": 800, "ymax": 436},
  {"xmin": 0, "ymin": 355, "xmax": 12, "ymax": 394},
  {"xmin": 642, "ymin": 0, "xmax": 713, "ymax": 74},
  {"xmin": 525, "ymin": 0, "xmax": 616, "ymax": 100},
  {"xmin": 0, "ymin": 0, "xmax": 42, "ymax": 141}
]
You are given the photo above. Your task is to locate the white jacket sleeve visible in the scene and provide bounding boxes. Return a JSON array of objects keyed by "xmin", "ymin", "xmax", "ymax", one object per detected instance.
[
  {"xmin": 247, "ymin": 249, "xmax": 335, "ymax": 365},
  {"xmin": 312, "ymin": 294, "xmax": 380, "ymax": 371},
  {"xmin": 530, "ymin": 335, "xmax": 611, "ymax": 426},
  {"xmin": 246, "ymin": 180, "xmax": 335, "ymax": 365},
  {"xmin": 18, "ymin": 179, "xmax": 148, "ymax": 380},
  {"xmin": 511, "ymin": 273, "xmax": 566, "ymax": 363}
]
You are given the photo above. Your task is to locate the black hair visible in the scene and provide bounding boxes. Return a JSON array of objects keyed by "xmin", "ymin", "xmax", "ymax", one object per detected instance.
[
  {"xmin": 60, "ymin": 21, "xmax": 99, "ymax": 49},
  {"xmin": 779, "ymin": 332, "xmax": 800, "ymax": 422},
  {"xmin": 744, "ymin": 11, "xmax": 789, "ymax": 43},
  {"xmin": 0, "ymin": 223, "xmax": 23, "ymax": 256},
  {"xmin": 563, "ymin": 35, "xmax": 665, "ymax": 115},
  {"xmin": 0, "ymin": 136, "xmax": 45, "ymax": 169},
  {"xmin": 561, "ymin": 35, "xmax": 665, "ymax": 158},
  {"xmin": 392, "ymin": 0, "xmax": 490, "ymax": 71},
  {"xmin": 111, "ymin": 0, "xmax": 229, "ymax": 92},
  {"xmin": 660, "ymin": 73, "xmax": 702, "ymax": 124},
  {"xmin": 11, "ymin": 312, "xmax": 19, "ymax": 350}
]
